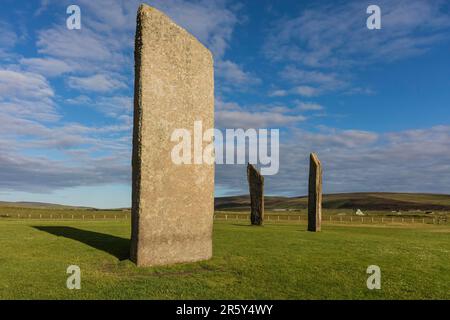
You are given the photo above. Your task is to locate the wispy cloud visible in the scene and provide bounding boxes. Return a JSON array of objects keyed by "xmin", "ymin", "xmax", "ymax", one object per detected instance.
[
  {"xmin": 297, "ymin": 102, "xmax": 324, "ymax": 111},
  {"xmin": 20, "ymin": 58, "xmax": 72, "ymax": 77},
  {"xmin": 216, "ymin": 60, "xmax": 261, "ymax": 89},
  {"xmin": 216, "ymin": 125, "xmax": 450, "ymax": 196},
  {"xmin": 266, "ymin": 0, "xmax": 450, "ymax": 67},
  {"xmin": 216, "ymin": 98, "xmax": 306, "ymax": 128},
  {"xmin": 0, "ymin": 69, "xmax": 57, "ymax": 122},
  {"xmin": 264, "ymin": 0, "xmax": 450, "ymax": 96},
  {"xmin": 67, "ymin": 74, "xmax": 127, "ymax": 92}
]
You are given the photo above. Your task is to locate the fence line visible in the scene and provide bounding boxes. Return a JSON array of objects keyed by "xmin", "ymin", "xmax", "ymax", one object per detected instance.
[
  {"xmin": 0, "ymin": 213, "xmax": 129, "ymax": 220},
  {"xmin": 213, "ymin": 213, "xmax": 447, "ymax": 225},
  {"xmin": 1, "ymin": 213, "xmax": 447, "ymax": 225}
]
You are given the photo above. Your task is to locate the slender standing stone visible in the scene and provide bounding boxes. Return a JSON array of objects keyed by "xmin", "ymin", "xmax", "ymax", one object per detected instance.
[
  {"xmin": 247, "ymin": 163, "xmax": 264, "ymax": 225},
  {"xmin": 308, "ymin": 153, "xmax": 322, "ymax": 232},
  {"xmin": 131, "ymin": 4, "xmax": 214, "ymax": 266}
]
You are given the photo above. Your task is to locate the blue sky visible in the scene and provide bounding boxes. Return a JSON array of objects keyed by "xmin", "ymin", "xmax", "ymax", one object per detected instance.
[{"xmin": 1, "ymin": 0, "xmax": 450, "ymax": 208}]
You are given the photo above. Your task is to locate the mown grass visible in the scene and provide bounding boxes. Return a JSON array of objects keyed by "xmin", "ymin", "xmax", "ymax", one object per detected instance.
[{"xmin": 0, "ymin": 219, "xmax": 449, "ymax": 299}]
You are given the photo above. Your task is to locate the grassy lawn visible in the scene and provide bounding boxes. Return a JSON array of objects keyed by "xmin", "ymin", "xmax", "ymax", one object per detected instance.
[{"xmin": 0, "ymin": 219, "xmax": 449, "ymax": 299}]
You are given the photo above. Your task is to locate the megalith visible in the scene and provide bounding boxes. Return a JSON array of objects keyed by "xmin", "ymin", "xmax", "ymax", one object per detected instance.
[
  {"xmin": 308, "ymin": 153, "xmax": 322, "ymax": 232},
  {"xmin": 131, "ymin": 4, "xmax": 214, "ymax": 267},
  {"xmin": 247, "ymin": 163, "xmax": 264, "ymax": 225}
]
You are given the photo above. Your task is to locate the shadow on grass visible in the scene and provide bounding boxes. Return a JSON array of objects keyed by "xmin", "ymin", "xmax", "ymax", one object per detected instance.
[{"xmin": 33, "ymin": 226, "xmax": 130, "ymax": 260}]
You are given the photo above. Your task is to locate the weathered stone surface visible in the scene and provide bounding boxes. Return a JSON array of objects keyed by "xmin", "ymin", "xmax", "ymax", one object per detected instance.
[
  {"xmin": 247, "ymin": 163, "xmax": 264, "ymax": 225},
  {"xmin": 308, "ymin": 153, "xmax": 322, "ymax": 232},
  {"xmin": 130, "ymin": 4, "xmax": 214, "ymax": 267}
]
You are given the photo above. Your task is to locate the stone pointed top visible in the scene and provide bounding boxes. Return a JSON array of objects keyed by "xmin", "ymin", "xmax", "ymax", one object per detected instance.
[
  {"xmin": 247, "ymin": 163, "xmax": 264, "ymax": 182},
  {"xmin": 137, "ymin": 3, "xmax": 212, "ymax": 60},
  {"xmin": 310, "ymin": 152, "xmax": 321, "ymax": 166}
]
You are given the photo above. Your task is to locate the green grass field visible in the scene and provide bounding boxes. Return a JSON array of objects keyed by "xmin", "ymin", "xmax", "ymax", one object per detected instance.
[{"xmin": 0, "ymin": 218, "xmax": 449, "ymax": 299}]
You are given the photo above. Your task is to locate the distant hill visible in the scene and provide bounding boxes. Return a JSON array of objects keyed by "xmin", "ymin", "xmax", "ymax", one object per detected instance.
[
  {"xmin": 3, "ymin": 192, "xmax": 450, "ymax": 212},
  {"xmin": 0, "ymin": 201, "xmax": 92, "ymax": 210},
  {"xmin": 215, "ymin": 193, "xmax": 450, "ymax": 211}
]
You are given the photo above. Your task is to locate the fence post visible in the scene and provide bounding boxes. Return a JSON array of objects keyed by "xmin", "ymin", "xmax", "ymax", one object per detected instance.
[
  {"xmin": 422, "ymin": 218, "xmax": 425, "ymax": 224},
  {"xmin": 412, "ymin": 217, "xmax": 414, "ymax": 223}
]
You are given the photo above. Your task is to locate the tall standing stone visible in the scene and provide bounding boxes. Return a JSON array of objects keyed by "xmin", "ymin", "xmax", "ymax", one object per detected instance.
[
  {"xmin": 247, "ymin": 163, "xmax": 264, "ymax": 225},
  {"xmin": 308, "ymin": 153, "xmax": 322, "ymax": 232},
  {"xmin": 131, "ymin": 4, "xmax": 214, "ymax": 267}
]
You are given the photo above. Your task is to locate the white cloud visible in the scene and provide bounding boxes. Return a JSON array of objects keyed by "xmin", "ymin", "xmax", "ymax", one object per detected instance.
[
  {"xmin": 67, "ymin": 95, "xmax": 132, "ymax": 119},
  {"xmin": 269, "ymin": 90, "xmax": 288, "ymax": 97},
  {"xmin": 37, "ymin": 27, "xmax": 118, "ymax": 62},
  {"xmin": 0, "ymin": 70, "xmax": 53, "ymax": 99},
  {"xmin": 67, "ymin": 74, "xmax": 126, "ymax": 92},
  {"xmin": 216, "ymin": 60, "xmax": 260, "ymax": 87},
  {"xmin": 216, "ymin": 125, "xmax": 450, "ymax": 196},
  {"xmin": 34, "ymin": 0, "xmax": 50, "ymax": 16},
  {"xmin": 280, "ymin": 66, "xmax": 347, "ymax": 93},
  {"xmin": 264, "ymin": 0, "xmax": 450, "ymax": 97},
  {"xmin": 292, "ymin": 86, "xmax": 319, "ymax": 97},
  {"xmin": 20, "ymin": 58, "xmax": 72, "ymax": 77},
  {"xmin": 281, "ymin": 66, "xmax": 343, "ymax": 86},
  {"xmin": 266, "ymin": 0, "xmax": 450, "ymax": 67},
  {"xmin": 217, "ymin": 110, "xmax": 306, "ymax": 128},
  {"xmin": 216, "ymin": 98, "xmax": 306, "ymax": 128},
  {"xmin": 0, "ymin": 21, "xmax": 17, "ymax": 48},
  {"xmin": 0, "ymin": 69, "xmax": 57, "ymax": 121},
  {"xmin": 297, "ymin": 102, "xmax": 324, "ymax": 111},
  {"xmin": 0, "ymin": 0, "xmax": 243, "ymax": 198}
]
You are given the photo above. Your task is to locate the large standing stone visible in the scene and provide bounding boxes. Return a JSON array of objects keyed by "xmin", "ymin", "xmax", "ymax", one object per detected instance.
[
  {"xmin": 130, "ymin": 4, "xmax": 214, "ymax": 267},
  {"xmin": 308, "ymin": 153, "xmax": 322, "ymax": 232},
  {"xmin": 247, "ymin": 163, "xmax": 264, "ymax": 225}
]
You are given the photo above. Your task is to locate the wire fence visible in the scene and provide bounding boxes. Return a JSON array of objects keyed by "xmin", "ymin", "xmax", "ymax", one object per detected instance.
[
  {"xmin": 213, "ymin": 213, "xmax": 448, "ymax": 225},
  {"xmin": 1, "ymin": 212, "xmax": 448, "ymax": 225},
  {"xmin": 0, "ymin": 213, "xmax": 129, "ymax": 220}
]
